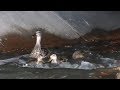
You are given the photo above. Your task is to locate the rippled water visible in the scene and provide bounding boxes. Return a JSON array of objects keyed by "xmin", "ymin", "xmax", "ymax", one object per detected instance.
[{"xmin": 0, "ymin": 44, "xmax": 120, "ymax": 79}]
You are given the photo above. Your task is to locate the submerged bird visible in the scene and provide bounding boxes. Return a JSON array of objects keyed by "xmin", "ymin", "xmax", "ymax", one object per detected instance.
[{"xmin": 30, "ymin": 31, "xmax": 46, "ymax": 64}]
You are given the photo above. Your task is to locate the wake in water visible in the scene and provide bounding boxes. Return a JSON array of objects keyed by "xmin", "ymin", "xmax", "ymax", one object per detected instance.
[
  {"xmin": 0, "ymin": 53, "xmax": 120, "ymax": 70},
  {"xmin": 0, "ymin": 30, "xmax": 120, "ymax": 70}
]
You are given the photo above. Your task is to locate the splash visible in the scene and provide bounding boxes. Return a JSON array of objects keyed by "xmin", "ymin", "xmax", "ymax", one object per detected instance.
[
  {"xmin": 0, "ymin": 11, "xmax": 80, "ymax": 39},
  {"xmin": 0, "ymin": 11, "xmax": 120, "ymax": 40}
]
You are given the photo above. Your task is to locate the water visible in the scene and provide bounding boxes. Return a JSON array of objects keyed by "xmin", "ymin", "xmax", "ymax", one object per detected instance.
[
  {"xmin": 0, "ymin": 44, "xmax": 119, "ymax": 79},
  {"xmin": 0, "ymin": 65, "xmax": 94, "ymax": 79},
  {"xmin": 0, "ymin": 11, "xmax": 120, "ymax": 79}
]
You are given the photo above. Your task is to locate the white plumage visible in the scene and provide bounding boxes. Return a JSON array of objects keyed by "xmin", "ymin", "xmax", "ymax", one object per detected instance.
[{"xmin": 30, "ymin": 31, "xmax": 45, "ymax": 64}]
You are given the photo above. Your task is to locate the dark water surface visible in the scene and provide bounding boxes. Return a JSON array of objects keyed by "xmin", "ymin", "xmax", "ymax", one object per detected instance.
[
  {"xmin": 0, "ymin": 44, "xmax": 119, "ymax": 79},
  {"xmin": 0, "ymin": 65, "xmax": 94, "ymax": 79}
]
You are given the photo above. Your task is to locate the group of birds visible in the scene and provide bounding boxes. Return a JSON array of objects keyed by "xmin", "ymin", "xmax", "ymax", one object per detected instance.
[
  {"xmin": 29, "ymin": 30, "xmax": 86, "ymax": 65},
  {"xmin": 29, "ymin": 31, "xmax": 61, "ymax": 65},
  {"xmin": 24, "ymin": 30, "xmax": 120, "ymax": 79}
]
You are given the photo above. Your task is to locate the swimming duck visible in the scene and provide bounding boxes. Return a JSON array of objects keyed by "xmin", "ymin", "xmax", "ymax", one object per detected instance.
[
  {"xmin": 30, "ymin": 31, "xmax": 45, "ymax": 64},
  {"xmin": 48, "ymin": 54, "xmax": 60, "ymax": 64},
  {"xmin": 72, "ymin": 51, "xmax": 84, "ymax": 60}
]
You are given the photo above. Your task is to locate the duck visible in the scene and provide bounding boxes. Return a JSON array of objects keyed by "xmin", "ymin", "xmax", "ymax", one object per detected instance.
[
  {"xmin": 30, "ymin": 31, "xmax": 46, "ymax": 64},
  {"xmin": 72, "ymin": 50, "xmax": 84, "ymax": 60},
  {"xmin": 48, "ymin": 54, "xmax": 60, "ymax": 64}
]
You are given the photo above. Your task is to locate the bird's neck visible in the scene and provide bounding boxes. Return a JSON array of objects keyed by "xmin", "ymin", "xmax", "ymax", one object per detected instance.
[{"xmin": 36, "ymin": 35, "xmax": 41, "ymax": 46}]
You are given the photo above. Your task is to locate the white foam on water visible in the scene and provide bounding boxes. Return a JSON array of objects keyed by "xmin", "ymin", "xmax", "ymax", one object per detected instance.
[
  {"xmin": 101, "ymin": 58, "xmax": 120, "ymax": 68},
  {"xmin": 0, "ymin": 54, "xmax": 29, "ymax": 65},
  {"xmin": 36, "ymin": 64, "xmax": 50, "ymax": 69},
  {"xmin": 21, "ymin": 60, "xmax": 100, "ymax": 70},
  {"xmin": 2, "ymin": 54, "xmax": 120, "ymax": 70},
  {"xmin": 59, "ymin": 62, "xmax": 73, "ymax": 68},
  {"xmin": 0, "ymin": 55, "xmax": 103, "ymax": 70},
  {"xmin": 0, "ymin": 57, "xmax": 20, "ymax": 65},
  {"xmin": 78, "ymin": 61, "xmax": 96, "ymax": 70}
]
